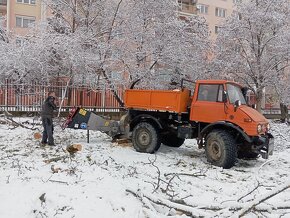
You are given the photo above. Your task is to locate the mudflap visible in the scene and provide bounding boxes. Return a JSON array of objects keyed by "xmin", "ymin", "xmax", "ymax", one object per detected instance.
[
  {"xmin": 259, "ymin": 133, "xmax": 274, "ymax": 159},
  {"xmin": 62, "ymin": 107, "xmax": 122, "ymax": 138}
]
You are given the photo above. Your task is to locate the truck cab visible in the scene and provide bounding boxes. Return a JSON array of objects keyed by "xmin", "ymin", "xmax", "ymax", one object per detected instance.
[
  {"xmin": 188, "ymin": 80, "xmax": 273, "ymax": 168},
  {"xmin": 191, "ymin": 80, "xmax": 269, "ymax": 137}
]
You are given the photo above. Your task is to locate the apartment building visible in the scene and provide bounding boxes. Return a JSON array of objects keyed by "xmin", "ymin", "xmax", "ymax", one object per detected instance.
[
  {"xmin": 196, "ymin": 0, "xmax": 238, "ymax": 39},
  {"xmin": 1, "ymin": 0, "xmax": 196, "ymax": 35},
  {"xmin": 0, "ymin": 0, "xmax": 47, "ymax": 38}
]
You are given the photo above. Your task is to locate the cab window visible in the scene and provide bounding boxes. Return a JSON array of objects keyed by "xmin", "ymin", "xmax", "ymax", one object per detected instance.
[
  {"xmin": 227, "ymin": 84, "xmax": 246, "ymax": 104},
  {"xmin": 198, "ymin": 84, "xmax": 223, "ymax": 102}
]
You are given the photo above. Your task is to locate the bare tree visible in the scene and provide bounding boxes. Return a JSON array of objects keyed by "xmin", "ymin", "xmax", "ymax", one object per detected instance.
[
  {"xmin": 214, "ymin": 0, "xmax": 290, "ymax": 112},
  {"xmin": 0, "ymin": 25, "xmax": 8, "ymax": 43},
  {"xmin": 273, "ymin": 70, "xmax": 290, "ymax": 122},
  {"xmin": 117, "ymin": 0, "xmax": 210, "ymax": 89},
  {"xmin": 1, "ymin": 0, "xmax": 210, "ymax": 106}
]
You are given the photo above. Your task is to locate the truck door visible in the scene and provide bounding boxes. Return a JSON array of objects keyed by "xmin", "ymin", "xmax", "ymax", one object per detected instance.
[{"xmin": 190, "ymin": 84, "xmax": 226, "ymax": 123}]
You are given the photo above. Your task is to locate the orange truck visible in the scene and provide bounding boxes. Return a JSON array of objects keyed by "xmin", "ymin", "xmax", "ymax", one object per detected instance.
[{"xmin": 63, "ymin": 79, "xmax": 274, "ymax": 169}]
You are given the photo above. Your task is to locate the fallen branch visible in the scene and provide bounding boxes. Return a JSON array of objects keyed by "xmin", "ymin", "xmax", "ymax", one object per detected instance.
[
  {"xmin": 49, "ymin": 179, "xmax": 69, "ymax": 185},
  {"xmin": 126, "ymin": 188, "xmax": 209, "ymax": 217},
  {"xmin": 164, "ymin": 172, "xmax": 206, "ymax": 178},
  {"xmin": 127, "ymin": 187, "xmax": 290, "ymax": 217},
  {"xmin": 126, "ymin": 189, "xmax": 158, "ymax": 214},
  {"xmin": 144, "ymin": 156, "xmax": 161, "ymax": 193},
  {"xmin": 235, "ymin": 181, "xmax": 290, "ymax": 217},
  {"xmin": 0, "ymin": 118, "xmax": 9, "ymax": 125},
  {"xmin": 5, "ymin": 117, "xmax": 39, "ymax": 130},
  {"xmin": 237, "ymin": 181, "xmax": 261, "ymax": 202},
  {"xmin": 44, "ymin": 155, "xmax": 68, "ymax": 164}
]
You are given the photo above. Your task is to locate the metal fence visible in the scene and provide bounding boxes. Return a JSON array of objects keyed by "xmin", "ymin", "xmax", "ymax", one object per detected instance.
[
  {"xmin": 0, "ymin": 80, "xmax": 124, "ymax": 113},
  {"xmin": 262, "ymin": 108, "xmax": 281, "ymax": 114},
  {"xmin": 0, "ymin": 80, "xmax": 286, "ymax": 117}
]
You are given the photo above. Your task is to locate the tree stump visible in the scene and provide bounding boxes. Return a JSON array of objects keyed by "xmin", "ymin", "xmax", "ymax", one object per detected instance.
[
  {"xmin": 66, "ymin": 144, "xmax": 82, "ymax": 154},
  {"xmin": 34, "ymin": 132, "xmax": 42, "ymax": 140}
]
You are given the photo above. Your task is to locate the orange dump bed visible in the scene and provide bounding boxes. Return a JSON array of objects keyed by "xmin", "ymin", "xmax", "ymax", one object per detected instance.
[{"xmin": 124, "ymin": 89, "xmax": 190, "ymax": 113}]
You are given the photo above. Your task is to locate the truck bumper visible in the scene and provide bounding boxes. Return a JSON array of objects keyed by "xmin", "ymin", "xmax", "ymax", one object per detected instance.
[{"xmin": 255, "ymin": 133, "xmax": 274, "ymax": 159}]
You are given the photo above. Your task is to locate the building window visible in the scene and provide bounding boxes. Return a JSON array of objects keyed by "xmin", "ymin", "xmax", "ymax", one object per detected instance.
[
  {"xmin": 15, "ymin": 38, "xmax": 24, "ymax": 46},
  {"xmin": 215, "ymin": 7, "xmax": 226, "ymax": 17},
  {"xmin": 16, "ymin": 0, "xmax": 36, "ymax": 4},
  {"xmin": 0, "ymin": 15, "xmax": 4, "ymax": 25},
  {"xmin": 16, "ymin": 16, "xmax": 35, "ymax": 28},
  {"xmin": 233, "ymin": 0, "xmax": 242, "ymax": 4},
  {"xmin": 233, "ymin": 11, "xmax": 242, "ymax": 20},
  {"xmin": 197, "ymin": 4, "xmax": 208, "ymax": 14},
  {"xmin": 234, "ymin": 45, "xmax": 241, "ymax": 52},
  {"xmin": 215, "ymin": 26, "xmax": 221, "ymax": 34}
]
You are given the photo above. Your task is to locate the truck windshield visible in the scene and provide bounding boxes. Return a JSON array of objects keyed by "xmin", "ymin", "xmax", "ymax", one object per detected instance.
[{"xmin": 226, "ymin": 84, "xmax": 246, "ymax": 104}]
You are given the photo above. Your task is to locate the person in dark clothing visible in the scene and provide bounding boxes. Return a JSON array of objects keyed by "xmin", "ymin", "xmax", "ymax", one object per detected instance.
[{"xmin": 41, "ymin": 91, "xmax": 57, "ymax": 146}]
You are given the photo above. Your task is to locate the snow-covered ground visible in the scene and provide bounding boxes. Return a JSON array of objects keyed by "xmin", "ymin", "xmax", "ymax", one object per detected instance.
[{"xmin": 0, "ymin": 117, "xmax": 289, "ymax": 218}]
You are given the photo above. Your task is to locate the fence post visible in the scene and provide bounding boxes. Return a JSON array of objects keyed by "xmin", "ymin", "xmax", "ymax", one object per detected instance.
[
  {"xmin": 102, "ymin": 85, "xmax": 106, "ymax": 114},
  {"xmin": 5, "ymin": 78, "xmax": 8, "ymax": 111}
]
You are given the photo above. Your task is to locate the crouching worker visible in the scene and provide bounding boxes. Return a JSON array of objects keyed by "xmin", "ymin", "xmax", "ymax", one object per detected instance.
[{"xmin": 41, "ymin": 91, "xmax": 57, "ymax": 146}]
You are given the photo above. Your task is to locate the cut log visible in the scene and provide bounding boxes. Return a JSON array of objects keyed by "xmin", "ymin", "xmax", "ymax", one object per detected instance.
[
  {"xmin": 114, "ymin": 138, "xmax": 132, "ymax": 147},
  {"xmin": 66, "ymin": 144, "xmax": 82, "ymax": 154},
  {"xmin": 34, "ymin": 132, "xmax": 42, "ymax": 140}
]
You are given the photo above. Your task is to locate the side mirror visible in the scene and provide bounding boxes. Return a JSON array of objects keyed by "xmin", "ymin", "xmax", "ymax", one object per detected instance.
[
  {"xmin": 241, "ymin": 87, "xmax": 249, "ymax": 105},
  {"xmin": 222, "ymin": 91, "xmax": 227, "ymax": 103},
  {"xmin": 234, "ymin": 100, "xmax": 241, "ymax": 112},
  {"xmin": 241, "ymin": 87, "xmax": 248, "ymax": 98}
]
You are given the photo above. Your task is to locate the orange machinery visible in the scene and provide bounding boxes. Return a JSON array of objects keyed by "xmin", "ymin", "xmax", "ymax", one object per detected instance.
[{"xmin": 64, "ymin": 80, "xmax": 274, "ymax": 169}]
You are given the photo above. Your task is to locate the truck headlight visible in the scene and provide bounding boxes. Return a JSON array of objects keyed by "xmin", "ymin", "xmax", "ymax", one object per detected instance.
[{"xmin": 257, "ymin": 124, "xmax": 262, "ymax": 134}]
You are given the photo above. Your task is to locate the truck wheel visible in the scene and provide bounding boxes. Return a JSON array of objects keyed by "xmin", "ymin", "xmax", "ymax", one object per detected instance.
[
  {"xmin": 205, "ymin": 130, "xmax": 237, "ymax": 169},
  {"xmin": 162, "ymin": 134, "xmax": 185, "ymax": 147},
  {"xmin": 132, "ymin": 122, "xmax": 161, "ymax": 153}
]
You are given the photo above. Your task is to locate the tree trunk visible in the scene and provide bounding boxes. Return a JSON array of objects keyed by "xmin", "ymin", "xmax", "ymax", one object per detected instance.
[
  {"xmin": 100, "ymin": 69, "xmax": 124, "ymax": 107},
  {"xmin": 280, "ymin": 103, "xmax": 288, "ymax": 123},
  {"xmin": 255, "ymin": 89, "xmax": 263, "ymax": 113}
]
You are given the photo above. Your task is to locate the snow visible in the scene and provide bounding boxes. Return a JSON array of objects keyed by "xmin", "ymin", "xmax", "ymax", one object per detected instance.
[{"xmin": 0, "ymin": 118, "xmax": 290, "ymax": 217}]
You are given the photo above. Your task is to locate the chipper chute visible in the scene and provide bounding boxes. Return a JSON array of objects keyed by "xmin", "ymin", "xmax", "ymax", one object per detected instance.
[{"xmin": 62, "ymin": 107, "xmax": 128, "ymax": 139}]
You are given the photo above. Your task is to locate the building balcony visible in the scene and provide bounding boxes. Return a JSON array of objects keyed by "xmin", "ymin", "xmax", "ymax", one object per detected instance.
[
  {"xmin": 178, "ymin": 1, "xmax": 197, "ymax": 15},
  {"xmin": 178, "ymin": 4, "xmax": 197, "ymax": 15},
  {"xmin": 0, "ymin": 0, "xmax": 7, "ymax": 13}
]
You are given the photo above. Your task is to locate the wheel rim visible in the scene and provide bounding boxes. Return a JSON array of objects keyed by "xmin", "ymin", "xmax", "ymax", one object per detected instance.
[
  {"xmin": 137, "ymin": 129, "xmax": 151, "ymax": 148},
  {"xmin": 208, "ymin": 141, "xmax": 222, "ymax": 161}
]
